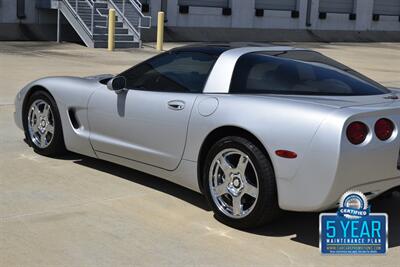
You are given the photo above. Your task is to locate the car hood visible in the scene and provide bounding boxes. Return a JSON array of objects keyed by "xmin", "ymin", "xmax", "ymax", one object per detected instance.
[
  {"xmin": 83, "ymin": 74, "xmax": 114, "ymax": 81},
  {"xmin": 254, "ymin": 89, "xmax": 400, "ymax": 109}
]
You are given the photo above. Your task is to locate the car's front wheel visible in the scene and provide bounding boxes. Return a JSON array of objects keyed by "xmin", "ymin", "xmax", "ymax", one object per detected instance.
[
  {"xmin": 203, "ymin": 136, "xmax": 280, "ymax": 229},
  {"xmin": 23, "ymin": 90, "xmax": 66, "ymax": 156}
]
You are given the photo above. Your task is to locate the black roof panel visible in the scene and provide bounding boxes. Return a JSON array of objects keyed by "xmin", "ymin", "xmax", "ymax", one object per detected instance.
[{"xmin": 171, "ymin": 42, "xmax": 274, "ymax": 56}]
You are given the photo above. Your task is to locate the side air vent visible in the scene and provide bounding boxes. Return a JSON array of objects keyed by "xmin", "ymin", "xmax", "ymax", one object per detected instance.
[{"xmin": 68, "ymin": 108, "xmax": 80, "ymax": 129}]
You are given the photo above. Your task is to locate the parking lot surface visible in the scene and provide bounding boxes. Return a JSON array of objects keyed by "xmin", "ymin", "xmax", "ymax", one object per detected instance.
[{"xmin": 1, "ymin": 42, "xmax": 399, "ymax": 266}]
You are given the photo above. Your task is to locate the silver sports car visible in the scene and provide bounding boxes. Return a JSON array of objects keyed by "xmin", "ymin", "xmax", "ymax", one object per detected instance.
[{"xmin": 14, "ymin": 44, "xmax": 400, "ymax": 228}]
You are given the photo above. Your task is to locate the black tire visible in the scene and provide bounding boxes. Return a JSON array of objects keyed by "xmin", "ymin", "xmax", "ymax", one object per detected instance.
[
  {"xmin": 203, "ymin": 136, "xmax": 280, "ymax": 229},
  {"xmin": 23, "ymin": 90, "xmax": 66, "ymax": 156}
]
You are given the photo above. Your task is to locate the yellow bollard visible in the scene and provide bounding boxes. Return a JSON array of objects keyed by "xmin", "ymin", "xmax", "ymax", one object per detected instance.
[
  {"xmin": 108, "ymin": 9, "xmax": 116, "ymax": 51},
  {"xmin": 156, "ymin": 11, "xmax": 165, "ymax": 52}
]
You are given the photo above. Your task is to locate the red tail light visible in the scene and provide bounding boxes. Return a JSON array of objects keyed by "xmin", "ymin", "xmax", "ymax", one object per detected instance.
[
  {"xmin": 347, "ymin": 122, "xmax": 369, "ymax": 145},
  {"xmin": 375, "ymin": 118, "xmax": 394, "ymax": 141}
]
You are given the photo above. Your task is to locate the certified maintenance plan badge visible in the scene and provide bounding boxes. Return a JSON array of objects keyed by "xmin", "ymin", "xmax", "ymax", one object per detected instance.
[{"xmin": 320, "ymin": 191, "xmax": 388, "ymax": 255}]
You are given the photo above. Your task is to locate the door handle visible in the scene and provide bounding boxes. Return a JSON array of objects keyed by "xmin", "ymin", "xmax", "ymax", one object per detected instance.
[{"xmin": 168, "ymin": 100, "xmax": 185, "ymax": 111}]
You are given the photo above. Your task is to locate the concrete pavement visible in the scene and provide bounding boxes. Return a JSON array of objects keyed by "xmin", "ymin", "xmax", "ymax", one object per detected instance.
[{"xmin": 0, "ymin": 42, "xmax": 399, "ymax": 266}]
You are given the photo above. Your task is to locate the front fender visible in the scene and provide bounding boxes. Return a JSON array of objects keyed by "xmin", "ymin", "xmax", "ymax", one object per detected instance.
[{"xmin": 15, "ymin": 76, "xmax": 101, "ymax": 158}]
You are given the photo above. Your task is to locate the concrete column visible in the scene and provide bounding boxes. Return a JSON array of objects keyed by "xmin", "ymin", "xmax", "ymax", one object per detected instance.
[
  {"xmin": 308, "ymin": 0, "xmax": 320, "ymax": 29},
  {"xmin": 355, "ymin": 0, "xmax": 373, "ymax": 31},
  {"xmin": 166, "ymin": 0, "xmax": 178, "ymax": 26},
  {"xmin": 231, "ymin": 0, "xmax": 254, "ymax": 28},
  {"xmin": 298, "ymin": 0, "xmax": 309, "ymax": 29},
  {"xmin": 150, "ymin": 0, "xmax": 162, "ymax": 27},
  {"xmin": 57, "ymin": 8, "xmax": 61, "ymax": 43}
]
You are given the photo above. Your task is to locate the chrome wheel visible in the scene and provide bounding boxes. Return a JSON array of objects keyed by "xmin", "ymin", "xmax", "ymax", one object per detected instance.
[
  {"xmin": 208, "ymin": 148, "xmax": 259, "ymax": 219},
  {"xmin": 27, "ymin": 99, "xmax": 55, "ymax": 149}
]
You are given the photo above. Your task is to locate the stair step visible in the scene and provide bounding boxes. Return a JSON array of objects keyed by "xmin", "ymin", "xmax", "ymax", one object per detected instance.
[
  {"xmin": 94, "ymin": 3, "xmax": 108, "ymax": 9},
  {"xmin": 67, "ymin": 0, "xmax": 94, "ymax": 3},
  {"xmin": 96, "ymin": 21, "xmax": 123, "ymax": 27},
  {"xmin": 79, "ymin": 19, "xmax": 107, "ymax": 25},
  {"xmin": 66, "ymin": 3, "xmax": 92, "ymax": 9},
  {"xmin": 95, "ymin": 25, "xmax": 126, "ymax": 29},
  {"xmin": 79, "ymin": 15, "xmax": 107, "ymax": 22},
  {"xmin": 62, "ymin": 1, "xmax": 143, "ymax": 49},
  {"xmin": 94, "ymin": 41, "xmax": 140, "ymax": 49},
  {"xmin": 72, "ymin": 10, "xmax": 105, "ymax": 17},
  {"xmin": 97, "ymin": 8, "xmax": 109, "ymax": 15},
  {"xmin": 93, "ymin": 34, "xmax": 134, "ymax": 41},
  {"xmin": 94, "ymin": 27, "xmax": 128, "ymax": 34}
]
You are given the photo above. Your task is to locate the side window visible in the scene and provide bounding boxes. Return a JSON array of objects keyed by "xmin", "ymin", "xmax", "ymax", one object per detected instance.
[{"xmin": 120, "ymin": 52, "xmax": 216, "ymax": 93}]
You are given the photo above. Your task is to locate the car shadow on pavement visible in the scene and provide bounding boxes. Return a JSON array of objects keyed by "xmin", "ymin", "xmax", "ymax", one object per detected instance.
[
  {"xmin": 72, "ymin": 154, "xmax": 399, "ymax": 249},
  {"xmin": 250, "ymin": 194, "xmax": 400, "ymax": 249},
  {"xmin": 73, "ymin": 156, "xmax": 211, "ymax": 212}
]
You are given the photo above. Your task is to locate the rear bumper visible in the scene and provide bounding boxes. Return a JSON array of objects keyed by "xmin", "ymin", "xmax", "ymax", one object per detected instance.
[
  {"xmin": 348, "ymin": 177, "xmax": 400, "ymax": 201},
  {"xmin": 278, "ymin": 174, "xmax": 400, "ymax": 212},
  {"xmin": 276, "ymin": 106, "xmax": 400, "ymax": 211}
]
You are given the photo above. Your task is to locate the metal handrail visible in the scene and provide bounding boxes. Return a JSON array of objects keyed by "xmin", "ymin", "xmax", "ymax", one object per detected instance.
[
  {"xmin": 131, "ymin": 0, "xmax": 142, "ymax": 9},
  {"xmin": 108, "ymin": 0, "xmax": 140, "ymax": 36},
  {"xmin": 88, "ymin": 0, "xmax": 109, "ymax": 17},
  {"xmin": 61, "ymin": 0, "xmax": 150, "ymax": 45},
  {"xmin": 63, "ymin": 0, "xmax": 110, "ymax": 35},
  {"xmin": 78, "ymin": 0, "xmax": 98, "ymax": 33},
  {"xmin": 62, "ymin": 0, "xmax": 94, "ymax": 37},
  {"xmin": 126, "ymin": 0, "xmax": 152, "ymax": 29}
]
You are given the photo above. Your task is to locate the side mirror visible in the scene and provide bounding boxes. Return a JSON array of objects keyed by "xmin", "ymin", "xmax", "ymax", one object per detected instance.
[{"xmin": 107, "ymin": 76, "xmax": 126, "ymax": 93}]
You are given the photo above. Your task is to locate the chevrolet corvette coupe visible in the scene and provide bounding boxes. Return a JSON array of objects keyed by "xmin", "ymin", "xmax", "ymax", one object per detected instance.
[{"xmin": 14, "ymin": 44, "xmax": 400, "ymax": 228}]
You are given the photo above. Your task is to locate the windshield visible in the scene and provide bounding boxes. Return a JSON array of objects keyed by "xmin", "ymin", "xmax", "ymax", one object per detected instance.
[{"xmin": 230, "ymin": 50, "xmax": 390, "ymax": 96}]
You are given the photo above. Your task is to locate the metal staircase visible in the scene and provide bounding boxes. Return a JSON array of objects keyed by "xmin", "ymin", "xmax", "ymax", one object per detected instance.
[{"xmin": 58, "ymin": 0, "xmax": 151, "ymax": 48}]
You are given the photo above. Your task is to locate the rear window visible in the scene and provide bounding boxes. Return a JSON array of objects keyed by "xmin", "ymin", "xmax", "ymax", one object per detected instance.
[{"xmin": 230, "ymin": 51, "xmax": 389, "ymax": 96}]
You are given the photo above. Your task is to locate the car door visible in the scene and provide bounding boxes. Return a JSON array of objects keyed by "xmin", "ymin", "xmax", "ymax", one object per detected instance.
[{"xmin": 88, "ymin": 51, "xmax": 217, "ymax": 171}]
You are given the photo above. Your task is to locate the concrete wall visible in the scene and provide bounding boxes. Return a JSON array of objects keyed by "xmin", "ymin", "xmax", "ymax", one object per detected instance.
[
  {"xmin": 140, "ymin": 0, "xmax": 400, "ymax": 41},
  {"xmin": 0, "ymin": 0, "xmax": 80, "ymax": 41},
  {"xmin": 0, "ymin": 0, "xmax": 55, "ymax": 24},
  {"xmin": 0, "ymin": 0, "xmax": 399, "ymax": 42},
  {"xmin": 147, "ymin": 0, "xmax": 400, "ymax": 31}
]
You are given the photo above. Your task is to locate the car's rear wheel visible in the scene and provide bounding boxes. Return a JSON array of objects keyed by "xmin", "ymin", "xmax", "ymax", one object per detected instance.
[
  {"xmin": 23, "ymin": 91, "xmax": 66, "ymax": 156},
  {"xmin": 203, "ymin": 136, "xmax": 280, "ymax": 229}
]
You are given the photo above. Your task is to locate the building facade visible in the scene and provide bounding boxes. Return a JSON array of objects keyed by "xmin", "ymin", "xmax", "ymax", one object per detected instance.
[{"xmin": 1, "ymin": 0, "xmax": 399, "ymax": 42}]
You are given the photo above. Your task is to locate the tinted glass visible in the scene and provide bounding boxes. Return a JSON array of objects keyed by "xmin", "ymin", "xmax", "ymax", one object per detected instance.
[
  {"xmin": 230, "ymin": 51, "xmax": 389, "ymax": 96},
  {"xmin": 120, "ymin": 52, "xmax": 216, "ymax": 93}
]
